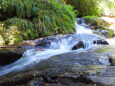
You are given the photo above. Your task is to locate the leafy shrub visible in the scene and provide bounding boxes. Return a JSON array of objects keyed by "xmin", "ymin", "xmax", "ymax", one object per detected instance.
[
  {"xmin": 0, "ymin": 18, "xmax": 36, "ymax": 45},
  {"xmin": 0, "ymin": 22, "xmax": 5, "ymax": 45},
  {"xmin": 33, "ymin": 0, "xmax": 76, "ymax": 37},
  {"xmin": 66, "ymin": 0, "xmax": 101, "ymax": 17},
  {"xmin": 4, "ymin": 18, "xmax": 36, "ymax": 40},
  {"xmin": 0, "ymin": 0, "xmax": 76, "ymax": 45},
  {"xmin": 66, "ymin": 0, "xmax": 115, "ymax": 17}
]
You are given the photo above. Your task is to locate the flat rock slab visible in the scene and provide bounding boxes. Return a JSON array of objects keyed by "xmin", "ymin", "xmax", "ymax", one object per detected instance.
[
  {"xmin": 0, "ymin": 50, "xmax": 112, "ymax": 86},
  {"xmin": 88, "ymin": 66, "xmax": 115, "ymax": 85}
]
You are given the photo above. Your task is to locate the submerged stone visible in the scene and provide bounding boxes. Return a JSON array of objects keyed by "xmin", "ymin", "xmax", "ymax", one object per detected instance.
[{"xmin": 72, "ymin": 41, "xmax": 84, "ymax": 50}]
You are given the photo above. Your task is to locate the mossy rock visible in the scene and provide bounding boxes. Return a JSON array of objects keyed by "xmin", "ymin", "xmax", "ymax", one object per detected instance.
[
  {"xmin": 83, "ymin": 16, "xmax": 114, "ymax": 37},
  {"xmin": 109, "ymin": 54, "xmax": 115, "ymax": 66}
]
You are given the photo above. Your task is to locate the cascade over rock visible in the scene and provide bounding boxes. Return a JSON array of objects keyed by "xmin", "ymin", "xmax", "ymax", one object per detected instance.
[
  {"xmin": 0, "ymin": 18, "xmax": 115, "ymax": 86},
  {"xmin": 72, "ymin": 41, "xmax": 84, "ymax": 50},
  {"xmin": 0, "ymin": 49, "xmax": 111, "ymax": 86}
]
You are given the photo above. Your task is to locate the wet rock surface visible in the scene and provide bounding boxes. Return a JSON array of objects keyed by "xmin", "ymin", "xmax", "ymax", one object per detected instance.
[
  {"xmin": 0, "ymin": 33, "xmax": 108, "ymax": 65},
  {"xmin": 0, "ymin": 48, "xmax": 113, "ymax": 86},
  {"xmin": 0, "ymin": 34, "xmax": 111, "ymax": 86},
  {"xmin": 32, "ymin": 34, "xmax": 108, "ymax": 50},
  {"xmin": 0, "ymin": 48, "xmax": 23, "ymax": 65},
  {"xmin": 72, "ymin": 41, "xmax": 84, "ymax": 50},
  {"xmin": 0, "ymin": 42, "xmax": 36, "ymax": 65},
  {"xmin": 101, "ymin": 30, "xmax": 111, "ymax": 38},
  {"xmin": 72, "ymin": 39, "xmax": 108, "ymax": 50},
  {"xmin": 93, "ymin": 40, "xmax": 108, "ymax": 45},
  {"xmin": 88, "ymin": 66, "xmax": 115, "ymax": 85}
]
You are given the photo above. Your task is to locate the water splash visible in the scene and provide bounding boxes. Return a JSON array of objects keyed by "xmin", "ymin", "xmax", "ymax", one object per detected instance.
[
  {"xmin": 76, "ymin": 19, "xmax": 93, "ymax": 34},
  {"xmin": 0, "ymin": 18, "xmax": 107, "ymax": 76}
]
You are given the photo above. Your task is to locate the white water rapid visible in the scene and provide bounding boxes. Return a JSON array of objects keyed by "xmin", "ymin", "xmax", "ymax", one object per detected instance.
[{"xmin": 0, "ymin": 19, "xmax": 107, "ymax": 76}]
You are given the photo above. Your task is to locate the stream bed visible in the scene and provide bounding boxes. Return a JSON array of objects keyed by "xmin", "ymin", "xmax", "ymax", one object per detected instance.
[{"xmin": 0, "ymin": 18, "xmax": 115, "ymax": 86}]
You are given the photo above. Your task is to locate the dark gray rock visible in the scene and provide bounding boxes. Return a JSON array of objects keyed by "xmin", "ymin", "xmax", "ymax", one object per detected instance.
[
  {"xmin": 72, "ymin": 41, "xmax": 84, "ymax": 50},
  {"xmin": 0, "ymin": 43, "xmax": 34, "ymax": 65},
  {"xmin": 88, "ymin": 66, "xmax": 115, "ymax": 85},
  {"xmin": 0, "ymin": 48, "xmax": 23, "ymax": 65},
  {"xmin": 0, "ymin": 50, "xmax": 111, "ymax": 86},
  {"xmin": 72, "ymin": 39, "xmax": 108, "ymax": 50},
  {"xmin": 93, "ymin": 40, "xmax": 109, "ymax": 45}
]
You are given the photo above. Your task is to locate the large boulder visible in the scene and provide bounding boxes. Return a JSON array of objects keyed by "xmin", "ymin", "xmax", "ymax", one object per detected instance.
[{"xmin": 0, "ymin": 49, "xmax": 111, "ymax": 86}]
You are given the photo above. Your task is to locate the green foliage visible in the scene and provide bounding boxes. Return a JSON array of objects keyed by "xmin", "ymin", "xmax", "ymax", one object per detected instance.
[
  {"xmin": 66, "ymin": 0, "xmax": 115, "ymax": 17},
  {"xmin": 99, "ymin": 0, "xmax": 115, "ymax": 16},
  {"xmin": 0, "ymin": 0, "xmax": 76, "ymax": 45},
  {"xmin": 33, "ymin": 0, "xmax": 76, "ymax": 37},
  {"xmin": 66, "ymin": 0, "xmax": 101, "ymax": 17},
  {"xmin": 0, "ymin": 0, "xmax": 37, "ymax": 19},
  {"xmin": 104, "ymin": 28, "xmax": 114, "ymax": 37},
  {"xmin": 4, "ymin": 18, "xmax": 36, "ymax": 40},
  {"xmin": 84, "ymin": 17, "xmax": 114, "ymax": 37},
  {"xmin": 0, "ymin": 18, "xmax": 36, "ymax": 45}
]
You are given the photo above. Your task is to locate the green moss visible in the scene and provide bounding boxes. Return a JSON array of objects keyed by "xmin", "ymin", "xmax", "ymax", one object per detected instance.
[
  {"xmin": 104, "ymin": 28, "xmax": 114, "ymax": 37},
  {"xmin": 109, "ymin": 55, "xmax": 115, "ymax": 66}
]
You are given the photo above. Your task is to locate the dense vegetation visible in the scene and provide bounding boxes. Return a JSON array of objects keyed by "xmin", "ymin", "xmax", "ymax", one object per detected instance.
[
  {"xmin": 0, "ymin": 0, "xmax": 76, "ymax": 45},
  {"xmin": 66, "ymin": 0, "xmax": 115, "ymax": 17},
  {"xmin": 66, "ymin": 0, "xmax": 101, "ymax": 17},
  {"xmin": 0, "ymin": 0, "xmax": 114, "ymax": 45}
]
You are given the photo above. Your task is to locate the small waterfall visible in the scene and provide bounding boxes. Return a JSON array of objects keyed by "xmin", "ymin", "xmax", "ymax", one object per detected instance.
[
  {"xmin": 0, "ymin": 18, "xmax": 106, "ymax": 76},
  {"xmin": 75, "ymin": 18, "xmax": 99, "ymax": 49},
  {"xmin": 76, "ymin": 18, "xmax": 93, "ymax": 34}
]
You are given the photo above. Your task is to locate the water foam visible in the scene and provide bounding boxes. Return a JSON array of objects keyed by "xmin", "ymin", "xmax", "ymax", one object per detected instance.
[{"xmin": 0, "ymin": 18, "xmax": 105, "ymax": 76}]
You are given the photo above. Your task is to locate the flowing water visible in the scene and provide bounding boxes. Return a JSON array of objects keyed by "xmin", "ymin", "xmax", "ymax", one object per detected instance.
[{"xmin": 0, "ymin": 19, "xmax": 113, "ymax": 76}]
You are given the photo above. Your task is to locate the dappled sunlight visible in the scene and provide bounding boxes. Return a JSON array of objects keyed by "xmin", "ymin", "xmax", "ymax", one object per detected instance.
[
  {"xmin": 101, "ymin": 17, "xmax": 115, "ymax": 24},
  {"xmin": 99, "ymin": 0, "xmax": 115, "ymax": 16},
  {"xmin": 101, "ymin": 17, "xmax": 115, "ymax": 33},
  {"xmin": 106, "ymin": 37, "xmax": 115, "ymax": 46}
]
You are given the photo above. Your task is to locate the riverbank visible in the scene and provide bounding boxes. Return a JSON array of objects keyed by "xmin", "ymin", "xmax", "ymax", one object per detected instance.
[{"xmin": 0, "ymin": 18, "xmax": 115, "ymax": 86}]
